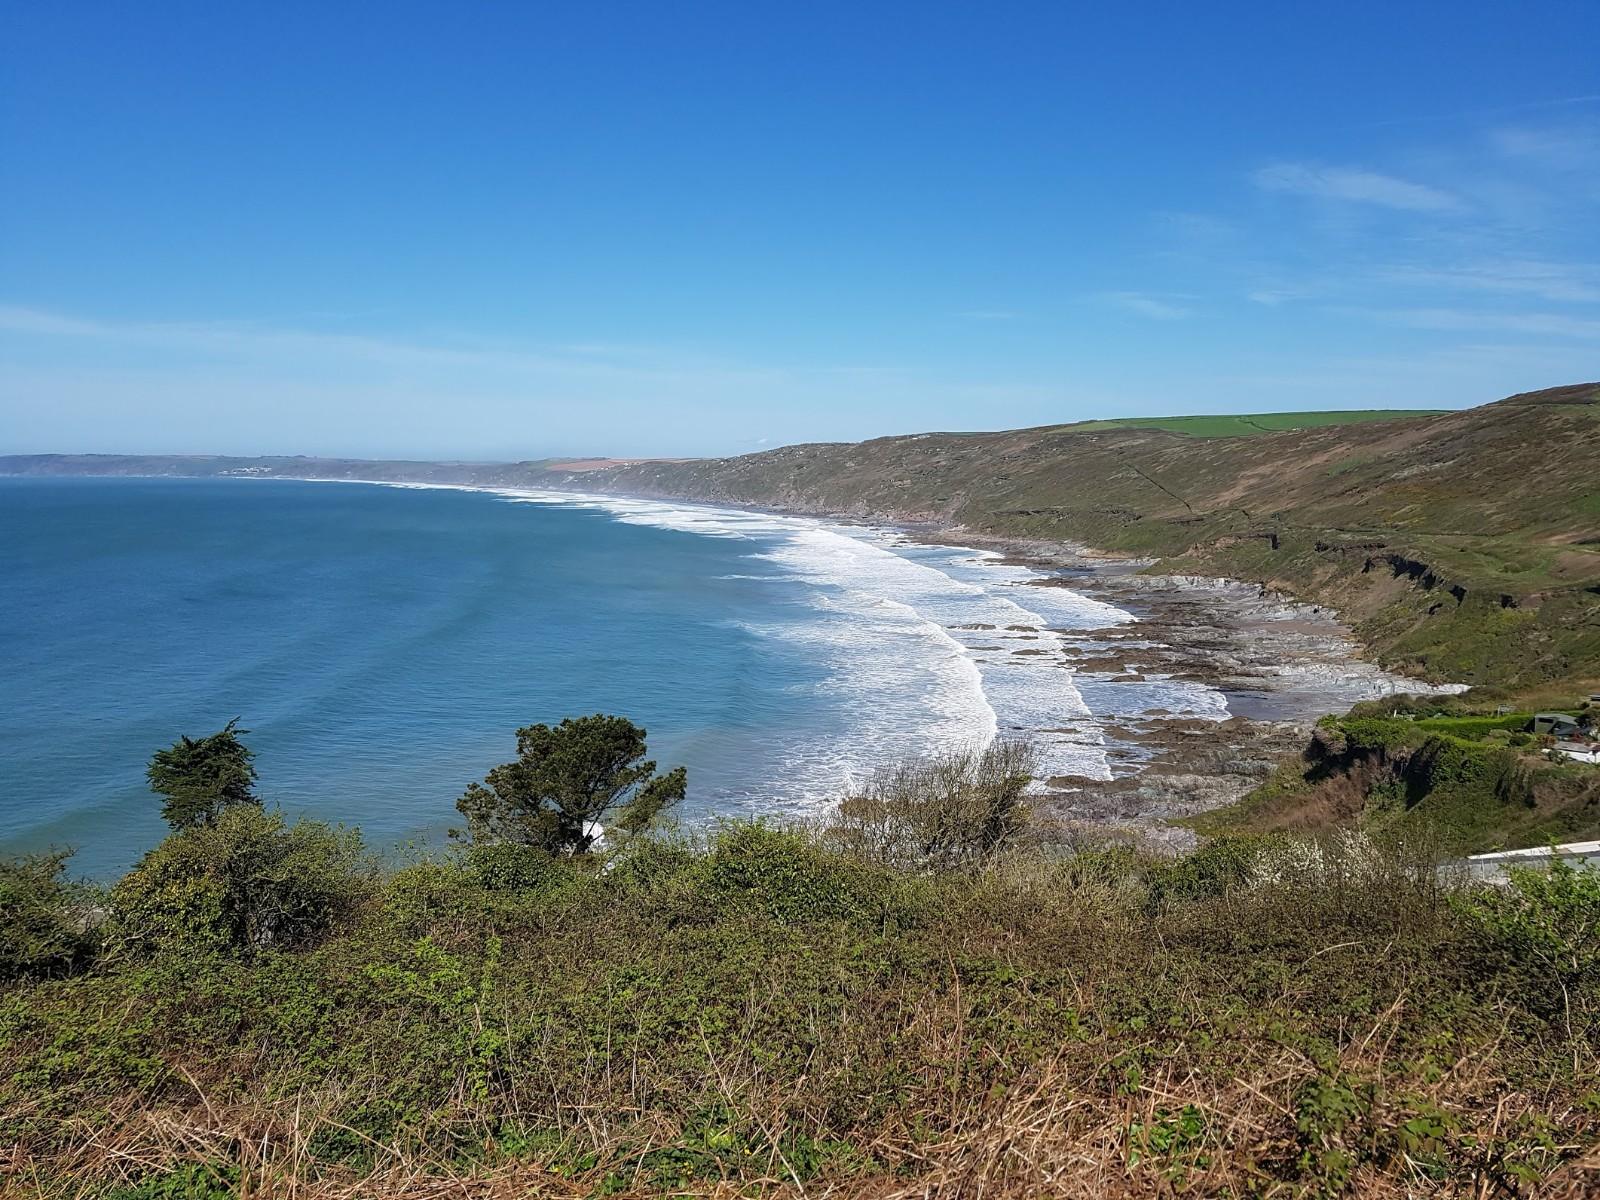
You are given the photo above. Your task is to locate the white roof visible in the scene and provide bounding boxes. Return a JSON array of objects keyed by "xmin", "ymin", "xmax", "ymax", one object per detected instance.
[{"xmin": 1467, "ymin": 840, "xmax": 1600, "ymax": 862}]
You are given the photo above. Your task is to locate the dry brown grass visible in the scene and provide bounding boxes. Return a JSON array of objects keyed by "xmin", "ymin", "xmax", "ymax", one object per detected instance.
[
  {"xmin": 5, "ymin": 823, "xmax": 1597, "ymax": 1198},
  {"xmin": 6, "ymin": 1019, "xmax": 1596, "ymax": 1199}
]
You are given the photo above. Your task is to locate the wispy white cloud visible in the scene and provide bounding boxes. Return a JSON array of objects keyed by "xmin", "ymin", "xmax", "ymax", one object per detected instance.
[
  {"xmin": 0, "ymin": 303, "xmax": 1085, "ymax": 456},
  {"xmin": 1368, "ymin": 93, "xmax": 1600, "ymax": 130},
  {"xmin": 1377, "ymin": 260, "xmax": 1600, "ymax": 303},
  {"xmin": 1246, "ymin": 286, "xmax": 1318, "ymax": 307},
  {"xmin": 1101, "ymin": 292, "xmax": 1193, "ymax": 320},
  {"xmin": 1369, "ymin": 307, "xmax": 1600, "ymax": 340},
  {"xmin": 1490, "ymin": 120, "xmax": 1600, "ymax": 170},
  {"xmin": 1252, "ymin": 162, "xmax": 1461, "ymax": 212},
  {"xmin": 0, "ymin": 304, "xmax": 859, "ymax": 386}
]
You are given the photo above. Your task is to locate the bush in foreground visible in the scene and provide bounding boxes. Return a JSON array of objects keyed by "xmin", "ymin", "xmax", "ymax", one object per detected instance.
[
  {"xmin": 3, "ymin": 723, "xmax": 1596, "ymax": 1197},
  {"xmin": 108, "ymin": 805, "xmax": 370, "ymax": 957},
  {"xmin": 827, "ymin": 739, "xmax": 1038, "ymax": 869},
  {"xmin": 0, "ymin": 851, "xmax": 95, "ymax": 981},
  {"xmin": 2, "ymin": 819, "xmax": 1597, "ymax": 1198}
]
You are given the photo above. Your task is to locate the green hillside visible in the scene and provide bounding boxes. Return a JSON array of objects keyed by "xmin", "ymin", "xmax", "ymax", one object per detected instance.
[
  {"xmin": 1059, "ymin": 408, "xmax": 1445, "ymax": 437},
  {"xmin": 565, "ymin": 383, "xmax": 1600, "ymax": 695}
]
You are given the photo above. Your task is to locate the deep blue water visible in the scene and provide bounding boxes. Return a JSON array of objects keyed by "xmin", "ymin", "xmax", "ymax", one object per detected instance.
[{"xmin": 0, "ymin": 476, "xmax": 1224, "ymax": 877}]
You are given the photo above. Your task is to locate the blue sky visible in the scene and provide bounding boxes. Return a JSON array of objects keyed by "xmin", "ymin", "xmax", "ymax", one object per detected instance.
[{"xmin": 3, "ymin": 2, "xmax": 1598, "ymax": 458}]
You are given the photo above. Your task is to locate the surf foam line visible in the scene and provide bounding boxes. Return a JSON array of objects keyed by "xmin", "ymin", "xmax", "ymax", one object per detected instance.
[
  {"xmin": 334, "ymin": 480, "xmax": 1235, "ymax": 788},
  {"xmin": 491, "ymin": 489, "xmax": 1003, "ymax": 774},
  {"xmin": 474, "ymin": 486, "xmax": 1187, "ymax": 784}
]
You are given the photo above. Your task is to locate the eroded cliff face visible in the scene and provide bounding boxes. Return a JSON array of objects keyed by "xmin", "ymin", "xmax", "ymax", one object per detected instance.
[{"xmin": 1215, "ymin": 712, "xmax": 1600, "ymax": 853}]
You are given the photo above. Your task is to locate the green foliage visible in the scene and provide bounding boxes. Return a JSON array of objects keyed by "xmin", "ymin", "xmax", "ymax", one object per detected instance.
[
  {"xmin": 1415, "ymin": 713, "xmax": 1535, "ymax": 737},
  {"xmin": 106, "ymin": 1162, "xmax": 239, "ymax": 1199},
  {"xmin": 6, "ymin": 716, "xmax": 1599, "ymax": 1197},
  {"xmin": 365, "ymin": 934, "xmax": 506, "ymax": 1104},
  {"xmin": 1144, "ymin": 835, "xmax": 1266, "ymax": 906},
  {"xmin": 454, "ymin": 713, "xmax": 685, "ymax": 855},
  {"xmin": 1413, "ymin": 735, "xmax": 1533, "ymax": 805},
  {"xmin": 4, "ymin": 824, "xmax": 1597, "ymax": 1196},
  {"xmin": 697, "ymin": 822, "xmax": 880, "ymax": 925},
  {"xmin": 1213, "ymin": 703, "xmax": 1597, "ymax": 854},
  {"xmin": 1336, "ymin": 716, "xmax": 1421, "ymax": 755},
  {"xmin": 462, "ymin": 840, "xmax": 574, "ymax": 894},
  {"xmin": 0, "ymin": 851, "xmax": 94, "ymax": 980},
  {"xmin": 146, "ymin": 718, "xmax": 258, "ymax": 830},
  {"xmin": 1293, "ymin": 1071, "xmax": 1375, "ymax": 1189},
  {"xmin": 109, "ymin": 805, "xmax": 368, "ymax": 956},
  {"xmin": 1126, "ymin": 1103, "xmax": 1209, "ymax": 1175},
  {"xmin": 1456, "ymin": 858, "xmax": 1600, "ymax": 1023}
]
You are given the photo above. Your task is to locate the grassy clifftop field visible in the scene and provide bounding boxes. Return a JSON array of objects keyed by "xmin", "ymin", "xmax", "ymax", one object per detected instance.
[{"xmin": 571, "ymin": 384, "xmax": 1600, "ymax": 695}]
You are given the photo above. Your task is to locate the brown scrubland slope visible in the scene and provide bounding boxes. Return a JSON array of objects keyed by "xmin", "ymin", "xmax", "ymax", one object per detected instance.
[{"xmin": 572, "ymin": 383, "xmax": 1600, "ymax": 694}]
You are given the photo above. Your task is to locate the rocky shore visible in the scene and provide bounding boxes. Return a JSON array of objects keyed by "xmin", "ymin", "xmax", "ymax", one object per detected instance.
[{"xmin": 920, "ymin": 529, "xmax": 1462, "ymax": 850}]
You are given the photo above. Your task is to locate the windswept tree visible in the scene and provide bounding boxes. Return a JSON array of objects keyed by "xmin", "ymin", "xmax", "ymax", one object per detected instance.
[
  {"xmin": 455, "ymin": 714, "xmax": 686, "ymax": 854},
  {"xmin": 147, "ymin": 718, "xmax": 259, "ymax": 830}
]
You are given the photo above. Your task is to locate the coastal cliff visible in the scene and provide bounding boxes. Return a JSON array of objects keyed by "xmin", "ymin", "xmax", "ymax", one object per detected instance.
[{"xmin": 559, "ymin": 384, "xmax": 1600, "ymax": 697}]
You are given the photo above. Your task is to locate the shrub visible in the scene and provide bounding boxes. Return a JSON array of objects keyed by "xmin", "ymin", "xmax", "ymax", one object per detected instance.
[
  {"xmin": 1146, "ymin": 835, "xmax": 1266, "ymax": 906},
  {"xmin": 1337, "ymin": 718, "xmax": 1420, "ymax": 756},
  {"xmin": 0, "ymin": 851, "xmax": 95, "ymax": 980},
  {"xmin": 605, "ymin": 834, "xmax": 702, "ymax": 893},
  {"xmin": 697, "ymin": 822, "xmax": 881, "ymax": 925},
  {"xmin": 827, "ymin": 740, "xmax": 1038, "ymax": 870},
  {"xmin": 109, "ymin": 806, "xmax": 369, "ymax": 957},
  {"xmin": 1457, "ymin": 857, "xmax": 1600, "ymax": 1025},
  {"xmin": 464, "ymin": 841, "xmax": 574, "ymax": 893}
]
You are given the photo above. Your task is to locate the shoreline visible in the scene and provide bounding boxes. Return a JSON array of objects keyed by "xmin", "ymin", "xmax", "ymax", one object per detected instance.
[
  {"xmin": 878, "ymin": 523, "xmax": 1464, "ymax": 848},
  {"xmin": 8, "ymin": 471, "xmax": 1465, "ymax": 849},
  {"xmin": 340, "ymin": 476, "xmax": 1462, "ymax": 847}
]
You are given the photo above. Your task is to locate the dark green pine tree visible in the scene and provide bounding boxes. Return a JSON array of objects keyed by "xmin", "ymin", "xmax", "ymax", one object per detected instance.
[
  {"xmin": 455, "ymin": 713, "xmax": 686, "ymax": 854},
  {"xmin": 146, "ymin": 718, "xmax": 260, "ymax": 830}
]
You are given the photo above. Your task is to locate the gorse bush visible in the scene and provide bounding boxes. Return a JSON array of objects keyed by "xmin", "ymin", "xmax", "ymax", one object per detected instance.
[
  {"xmin": 0, "ymin": 851, "xmax": 95, "ymax": 980},
  {"xmin": 109, "ymin": 805, "xmax": 369, "ymax": 957}
]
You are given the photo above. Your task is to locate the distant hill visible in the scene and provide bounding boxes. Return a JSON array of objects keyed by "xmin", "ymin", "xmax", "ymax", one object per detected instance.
[
  {"xmin": 6, "ymin": 385, "xmax": 1598, "ymax": 693},
  {"xmin": 569, "ymin": 385, "xmax": 1600, "ymax": 694},
  {"xmin": 1048, "ymin": 408, "xmax": 1447, "ymax": 437}
]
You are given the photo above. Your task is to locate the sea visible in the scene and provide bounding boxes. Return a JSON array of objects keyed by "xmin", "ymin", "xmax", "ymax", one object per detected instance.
[{"xmin": 0, "ymin": 475, "xmax": 1229, "ymax": 877}]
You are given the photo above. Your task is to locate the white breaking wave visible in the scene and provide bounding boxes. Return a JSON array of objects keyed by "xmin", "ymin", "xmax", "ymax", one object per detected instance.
[
  {"xmin": 481, "ymin": 487, "xmax": 1227, "ymax": 784},
  {"xmin": 367, "ymin": 482, "xmax": 1232, "ymax": 800}
]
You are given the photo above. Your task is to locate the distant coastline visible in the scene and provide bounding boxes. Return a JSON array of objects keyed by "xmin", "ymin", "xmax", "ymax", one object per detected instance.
[{"xmin": 3, "ymin": 467, "xmax": 1461, "ymax": 857}]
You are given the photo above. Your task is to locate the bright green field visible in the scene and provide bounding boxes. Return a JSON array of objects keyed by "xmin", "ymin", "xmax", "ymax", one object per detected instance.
[{"xmin": 1061, "ymin": 409, "xmax": 1446, "ymax": 437}]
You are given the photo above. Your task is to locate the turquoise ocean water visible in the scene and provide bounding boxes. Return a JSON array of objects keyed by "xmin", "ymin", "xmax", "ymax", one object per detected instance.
[{"xmin": 0, "ymin": 476, "xmax": 1228, "ymax": 877}]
